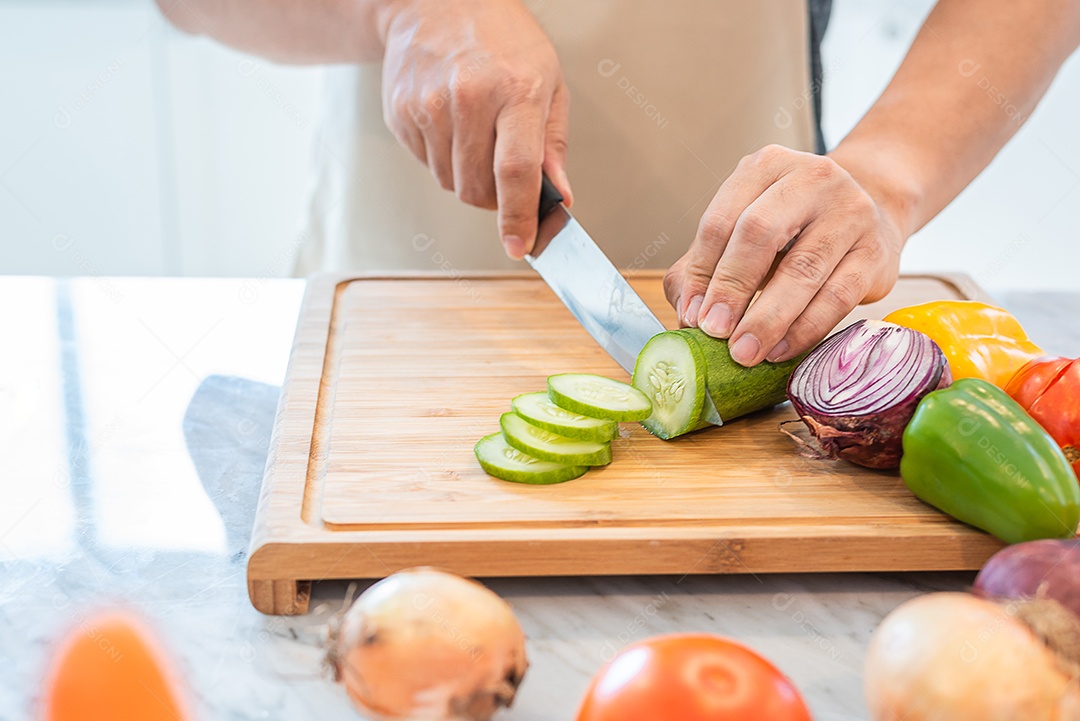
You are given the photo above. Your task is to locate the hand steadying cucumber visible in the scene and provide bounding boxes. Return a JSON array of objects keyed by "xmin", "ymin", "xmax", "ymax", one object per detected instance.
[{"xmin": 632, "ymin": 328, "xmax": 803, "ymax": 440}]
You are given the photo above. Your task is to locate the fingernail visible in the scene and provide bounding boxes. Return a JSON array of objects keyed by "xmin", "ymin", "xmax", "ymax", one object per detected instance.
[
  {"xmin": 729, "ymin": 333, "xmax": 760, "ymax": 366},
  {"xmin": 684, "ymin": 295, "xmax": 704, "ymax": 327},
  {"xmin": 766, "ymin": 339, "xmax": 790, "ymax": 363},
  {"xmin": 700, "ymin": 303, "xmax": 733, "ymax": 338},
  {"xmin": 504, "ymin": 235, "xmax": 525, "ymax": 260}
]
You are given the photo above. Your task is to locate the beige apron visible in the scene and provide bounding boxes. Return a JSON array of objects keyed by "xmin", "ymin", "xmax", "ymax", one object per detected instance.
[{"xmin": 296, "ymin": 1, "xmax": 816, "ymax": 274}]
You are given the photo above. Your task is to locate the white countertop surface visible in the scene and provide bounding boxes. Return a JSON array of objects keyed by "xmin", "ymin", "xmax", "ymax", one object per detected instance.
[{"xmin": 2, "ymin": 277, "xmax": 1078, "ymax": 721}]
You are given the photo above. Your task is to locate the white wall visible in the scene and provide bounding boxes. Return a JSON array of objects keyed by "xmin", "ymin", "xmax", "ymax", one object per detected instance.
[
  {"xmin": 0, "ymin": 0, "xmax": 320, "ymax": 278},
  {"xmin": 822, "ymin": 0, "xmax": 1080, "ymax": 292},
  {"xmin": 2, "ymin": 0, "xmax": 1078, "ymax": 290}
]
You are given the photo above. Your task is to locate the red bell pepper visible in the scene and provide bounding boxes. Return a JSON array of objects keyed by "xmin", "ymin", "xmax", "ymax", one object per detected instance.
[{"xmin": 1005, "ymin": 356, "xmax": 1080, "ymax": 479}]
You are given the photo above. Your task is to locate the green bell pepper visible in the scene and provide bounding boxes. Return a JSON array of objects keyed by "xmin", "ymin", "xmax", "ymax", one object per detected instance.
[{"xmin": 901, "ymin": 377, "xmax": 1080, "ymax": 544}]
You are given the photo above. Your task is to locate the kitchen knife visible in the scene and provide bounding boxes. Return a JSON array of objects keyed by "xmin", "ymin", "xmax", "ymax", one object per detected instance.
[{"xmin": 526, "ymin": 175, "xmax": 722, "ymax": 426}]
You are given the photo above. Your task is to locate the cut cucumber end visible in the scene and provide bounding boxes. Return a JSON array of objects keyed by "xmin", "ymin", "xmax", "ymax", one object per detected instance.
[
  {"xmin": 633, "ymin": 331, "xmax": 707, "ymax": 440},
  {"xmin": 474, "ymin": 433, "xmax": 588, "ymax": 484},
  {"xmin": 547, "ymin": 373, "xmax": 652, "ymax": 422},
  {"xmin": 511, "ymin": 392, "xmax": 618, "ymax": 442},
  {"xmin": 500, "ymin": 412, "xmax": 612, "ymax": 466}
]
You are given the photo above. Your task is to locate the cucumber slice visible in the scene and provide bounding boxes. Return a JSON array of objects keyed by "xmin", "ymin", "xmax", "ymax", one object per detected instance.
[
  {"xmin": 500, "ymin": 412, "xmax": 612, "ymax": 466},
  {"xmin": 474, "ymin": 433, "xmax": 588, "ymax": 484},
  {"xmin": 546, "ymin": 373, "xmax": 652, "ymax": 422},
  {"xmin": 632, "ymin": 331, "xmax": 707, "ymax": 440},
  {"xmin": 511, "ymin": 392, "xmax": 618, "ymax": 442}
]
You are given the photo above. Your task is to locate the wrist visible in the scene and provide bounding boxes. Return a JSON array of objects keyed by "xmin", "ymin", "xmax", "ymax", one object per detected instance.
[{"xmin": 829, "ymin": 140, "xmax": 925, "ymax": 240}]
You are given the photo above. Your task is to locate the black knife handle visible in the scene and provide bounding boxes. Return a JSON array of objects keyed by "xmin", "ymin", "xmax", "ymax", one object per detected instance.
[{"xmin": 538, "ymin": 173, "xmax": 564, "ymax": 219}]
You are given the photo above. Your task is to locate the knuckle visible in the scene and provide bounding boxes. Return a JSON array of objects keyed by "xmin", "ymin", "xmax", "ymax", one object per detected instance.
[
  {"xmin": 752, "ymin": 143, "xmax": 787, "ymax": 166},
  {"xmin": 457, "ymin": 182, "xmax": 495, "ymax": 209},
  {"xmin": 500, "ymin": 71, "xmax": 545, "ymax": 104},
  {"xmin": 822, "ymin": 275, "xmax": 864, "ymax": 310},
  {"xmin": 420, "ymin": 89, "xmax": 446, "ymax": 115},
  {"xmin": 545, "ymin": 133, "xmax": 568, "ymax": 158},
  {"xmin": 497, "ymin": 154, "xmax": 539, "ymax": 183},
  {"xmin": 782, "ymin": 246, "xmax": 832, "ymax": 285},
  {"xmin": 806, "ymin": 156, "xmax": 840, "ymax": 183},
  {"xmin": 735, "ymin": 209, "xmax": 779, "ymax": 245},
  {"xmin": 709, "ymin": 268, "xmax": 758, "ymax": 298},
  {"xmin": 449, "ymin": 80, "xmax": 477, "ymax": 111},
  {"xmin": 696, "ymin": 211, "xmax": 737, "ymax": 246}
]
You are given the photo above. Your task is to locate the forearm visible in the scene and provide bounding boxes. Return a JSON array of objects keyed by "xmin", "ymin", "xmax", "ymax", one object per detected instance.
[
  {"xmin": 154, "ymin": 0, "xmax": 403, "ymax": 63},
  {"xmin": 830, "ymin": 0, "xmax": 1080, "ymax": 237}
]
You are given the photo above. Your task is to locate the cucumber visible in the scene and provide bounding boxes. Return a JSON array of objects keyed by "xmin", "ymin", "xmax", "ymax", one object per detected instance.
[
  {"xmin": 631, "ymin": 331, "xmax": 707, "ymax": 439},
  {"xmin": 511, "ymin": 392, "xmax": 618, "ymax": 442},
  {"xmin": 546, "ymin": 373, "xmax": 652, "ymax": 422},
  {"xmin": 474, "ymin": 433, "xmax": 588, "ymax": 484},
  {"xmin": 500, "ymin": 412, "xmax": 613, "ymax": 466},
  {"xmin": 632, "ymin": 328, "xmax": 803, "ymax": 439}
]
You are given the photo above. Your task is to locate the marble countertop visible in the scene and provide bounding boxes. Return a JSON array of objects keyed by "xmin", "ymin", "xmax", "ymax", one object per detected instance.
[{"xmin": 2, "ymin": 277, "xmax": 1077, "ymax": 721}]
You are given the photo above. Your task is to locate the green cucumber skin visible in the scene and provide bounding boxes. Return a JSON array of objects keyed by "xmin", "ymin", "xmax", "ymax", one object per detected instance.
[
  {"xmin": 678, "ymin": 328, "xmax": 803, "ymax": 422},
  {"xmin": 637, "ymin": 329, "xmax": 803, "ymax": 439},
  {"xmin": 476, "ymin": 456, "xmax": 587, "ymax": 484}
]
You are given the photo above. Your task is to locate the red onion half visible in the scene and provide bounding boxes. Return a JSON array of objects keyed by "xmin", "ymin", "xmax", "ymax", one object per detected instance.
[{"xmin": 784, "ymin": 319, "xmax": 951, "ymax": 469}]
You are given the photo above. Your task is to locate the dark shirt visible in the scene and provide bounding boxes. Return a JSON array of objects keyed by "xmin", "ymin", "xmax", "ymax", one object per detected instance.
[{"xmin": 809, "ymin": 0, "xmax": 834, "ymax": 152}]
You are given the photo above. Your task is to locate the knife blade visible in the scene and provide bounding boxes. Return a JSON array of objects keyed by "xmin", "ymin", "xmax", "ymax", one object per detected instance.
[{"xmin": 525, "ymin": 175, "xmax": 722, "ymax": 427}]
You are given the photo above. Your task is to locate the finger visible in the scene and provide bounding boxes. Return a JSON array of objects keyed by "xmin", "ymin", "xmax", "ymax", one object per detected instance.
[
  {"xmin": 677, "ymin": 146, "xmax": 791, "ymax": 328},
  {"xmin": 662, "ymin": 257, "xmax": 687, "ymax": 324},
  {"xmin": 382, "ymin": 80, "xmax": 428, "ymax": 164},
  {"xmin": 767, "ymin": 249, "xmax": 876, "ymax": 362},
  {"xmin": 541, "ymin": 82, "xmax": 573, "ymax": 207},
  {"xmin": 451, "ymin": 82, "xmax": 498, "ymax": 209},
  {"xmin": 412, "ymin": 87, "xmax": 454, "ymax": 190},
  {"xmin": 698, "ymin": 163, "xmax": 842, "ymax": 341},
  {"xmin": 724, "ymin": 221, "xmax": 848, "ymax": 366},
  {"xmin": 494, "ymin": 96, "xmax": 547, "ymax": 260}
]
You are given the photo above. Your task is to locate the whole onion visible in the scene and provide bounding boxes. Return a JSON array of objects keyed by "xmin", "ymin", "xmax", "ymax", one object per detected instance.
[
  {"xmin": 865, "ymin": 593, "xmax": 1080, "ymax": 721},
  {"xmin": 328, "ymin": 567, "xmax": 528, "ymax": 721},
  {"xmin": 785, "ymin": 319, "xmax": 951, "ymax": 469}
]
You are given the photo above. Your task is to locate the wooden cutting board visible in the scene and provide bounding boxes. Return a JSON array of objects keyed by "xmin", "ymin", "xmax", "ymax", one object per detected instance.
[{"xmin": 248, "ymin": 272, "xmax": 1002, "ymax": 615}]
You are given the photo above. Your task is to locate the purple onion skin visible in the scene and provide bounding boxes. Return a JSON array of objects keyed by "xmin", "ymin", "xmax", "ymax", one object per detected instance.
[
  {"xmin": 786, "ymin": 320, "xmax": 951, "ymax": 470},
  {"xmin": 974, "ymin": 539, "xmax": 1080, "ymax": 620}
]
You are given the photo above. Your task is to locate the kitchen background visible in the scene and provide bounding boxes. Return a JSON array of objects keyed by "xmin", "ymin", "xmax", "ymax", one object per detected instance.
[{"xmin": 2, "ymin": 0, "xmax": 1079, "ymax": 289}]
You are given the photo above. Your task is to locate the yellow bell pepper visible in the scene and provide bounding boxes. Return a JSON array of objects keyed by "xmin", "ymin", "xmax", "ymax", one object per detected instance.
[{"xmin": 883, "ymin": 300, "xmax": 1043, "ymax": 388}]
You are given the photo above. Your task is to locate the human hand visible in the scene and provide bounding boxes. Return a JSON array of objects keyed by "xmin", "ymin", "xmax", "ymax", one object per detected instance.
[
  {"xmin": 664, "ymin": 145, "xmax": 908, "ymax": 367},
  {"xmin": 378, "ymin": 0, "xmax": 571, "ymax": 259}
]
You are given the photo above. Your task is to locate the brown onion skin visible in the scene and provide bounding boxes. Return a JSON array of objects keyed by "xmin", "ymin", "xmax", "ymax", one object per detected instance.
[
  {"xmin": 974, "ymin": 539, "xmax": 1080, "ymax": 619},
  {"xmin": 786, "ymin": 326, "xmax": 951, "ymax": 470}
]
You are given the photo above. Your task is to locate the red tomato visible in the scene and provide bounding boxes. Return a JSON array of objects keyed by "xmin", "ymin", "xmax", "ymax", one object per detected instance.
[
  {"xmin": 575, "ymin": 634, "xmax": 812, "ymax": 721},
  {"xmin": 1005, "ymin": 356, "xmax": 1080, "ymax": 478}
]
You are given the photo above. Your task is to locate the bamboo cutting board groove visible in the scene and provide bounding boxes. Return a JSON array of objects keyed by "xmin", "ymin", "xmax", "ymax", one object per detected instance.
[{"xmin": 248, "ymin": 272, "xmax": 1002, "ymax": 615}]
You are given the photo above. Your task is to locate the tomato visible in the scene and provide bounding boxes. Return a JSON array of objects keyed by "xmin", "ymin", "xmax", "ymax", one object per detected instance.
[
  {"xmin": 575, "ymin": 634, "xmax": 812, "ymax": 721},
  {"xmin": 1005, "ymin": 356, "xmax": 1080, "ymax": 478}
]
